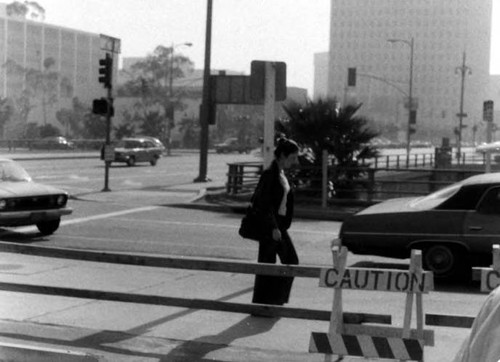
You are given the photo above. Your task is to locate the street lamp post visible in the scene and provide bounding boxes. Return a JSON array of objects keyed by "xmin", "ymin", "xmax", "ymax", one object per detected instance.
[
  {"xmin": 167, "ymin": 41, "xmax": 192, "ymax": 156},
  {"xmin": 388, "ymin": 37, "xmax": 414, "ymax": 167},
  {"xmin": 455, "ymin": 51, "xmax": 471, "ymax": 164}
]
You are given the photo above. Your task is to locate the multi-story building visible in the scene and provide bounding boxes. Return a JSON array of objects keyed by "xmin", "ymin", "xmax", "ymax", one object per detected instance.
[
  {"xmin": 0, "ymin": 3, "xmax": 116, "ymax": 137},
  {"xmin": 326, "ymin": 0, "xmax": 492, "ymax": 144}
]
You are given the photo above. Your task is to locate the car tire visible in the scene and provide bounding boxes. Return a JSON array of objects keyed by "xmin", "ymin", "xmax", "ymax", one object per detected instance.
[
  {"xmin": 423, "ymin": 244, "xmax": 467, "ymax": 279},
  {"xmin": 36, "ymin": 219, "xmax": 60, "ymax": 235},
  {"xmin": 150, "ymin": 157, "xmax": 158, "ymax": 166},
  {"xmin": 127, "ymin": 157, "xmax": 136, "ymax": 167}
]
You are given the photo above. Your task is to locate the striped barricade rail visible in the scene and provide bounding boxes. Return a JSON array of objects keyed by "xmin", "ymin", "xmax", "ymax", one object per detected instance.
[{"xmin": 309, "ymin": 246, "xmax": 434, "ymax": 362}]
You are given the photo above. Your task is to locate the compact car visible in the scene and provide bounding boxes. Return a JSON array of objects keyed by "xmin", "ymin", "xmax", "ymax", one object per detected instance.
[
  {"xmin": 0, "ymin": 158, "xmax": 72, "ymax": 235},
  {"xmin": 109, "ymin": 137, "xmax": 162, "ymax": 166},
  {"xmin": 31, "ymin": 136, "xmax": 74, "ymax": 150},
  {"xmin": 214, "ymin": 137, "xmax": 252, "ymax": 154},
  {"xmin": 338, "ymin": 172, "xmax": 500, "ymax": 279}
]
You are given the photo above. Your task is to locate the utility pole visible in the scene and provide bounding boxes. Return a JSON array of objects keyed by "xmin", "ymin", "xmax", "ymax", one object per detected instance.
[
  {"xmin": 194, "ymin": 0, "xmax": 213, "ymax": 182},
  {"xmin": 455, "ymin": 51, "xmax": 471, "ymax": 164}
]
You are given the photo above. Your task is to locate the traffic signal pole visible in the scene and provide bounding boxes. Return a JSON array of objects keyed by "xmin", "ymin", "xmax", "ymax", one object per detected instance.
[{"xmin": 103, "ymin": 75, "xmax": 113, "ymax": 192}]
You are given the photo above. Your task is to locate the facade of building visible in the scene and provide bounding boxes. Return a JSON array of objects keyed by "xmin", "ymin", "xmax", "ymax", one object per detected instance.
[
  {"xmin": 313, "ymin": 52, "xmax": 329, "ymax": 100},
  {"xmin": 326, "ymin": 0, "xmax": 492, "ymax": 144},
  {"xmin": 0, "ymin": 3, "xmax": 114, "ymax": 136}
]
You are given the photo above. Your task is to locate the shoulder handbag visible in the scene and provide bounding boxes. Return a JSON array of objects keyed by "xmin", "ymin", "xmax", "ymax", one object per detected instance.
[
  {"xmin": 238, "ymin": 176, "xmax": 272, "ymax": 241},
  {"xmin": 238, "ymin": 206, "xmax": 268, "ymax": 241}
]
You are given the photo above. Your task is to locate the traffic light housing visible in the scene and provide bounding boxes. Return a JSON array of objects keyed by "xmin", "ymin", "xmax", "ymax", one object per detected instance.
[
  {"xmin": 92, "ymin": 98, "xmax": 114, "ymax": 116},
  {"xmin": 98, "ymin": 53, "xmax": 113, "ymax": 88},
  {"xmin": 347, "ymin": 67, "xmax": 356, "ymax": 87}
]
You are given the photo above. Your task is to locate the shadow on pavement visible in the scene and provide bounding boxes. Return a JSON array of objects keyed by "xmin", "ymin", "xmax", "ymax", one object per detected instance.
[{"xmin": 161, "ymin": 315, "xmax": 280, "ymax": 362}]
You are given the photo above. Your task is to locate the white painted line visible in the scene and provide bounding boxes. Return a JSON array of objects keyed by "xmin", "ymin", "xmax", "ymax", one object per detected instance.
[{"xmin": 14, "ymin": 206, "xmax": 161, "ymax": 233}]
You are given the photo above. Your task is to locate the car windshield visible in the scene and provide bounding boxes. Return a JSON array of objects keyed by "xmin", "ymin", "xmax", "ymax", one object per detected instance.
[
  {"xmin": 409, "ymin": 182, "xmax": 463, "ymax": 209},
  {"xmin": 0, "ymin": 160, "xmax": 32, "ymax": 182}
]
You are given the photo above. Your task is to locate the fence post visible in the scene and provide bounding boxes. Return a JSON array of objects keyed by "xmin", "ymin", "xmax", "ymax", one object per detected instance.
[
  {"xmin": 322, "ymin": 150, "xmax": 328, "ymax": 208},
  {"xmin": 226, "ymin": 164, "xmax": 235, "ymax": 194},
  {"xmin": 386, "ymin": 155, "xmax": 390, "ymax": 168},
  {"xmin": 367, "ymin": 169, "xmax": 375, "ymax": 203}
]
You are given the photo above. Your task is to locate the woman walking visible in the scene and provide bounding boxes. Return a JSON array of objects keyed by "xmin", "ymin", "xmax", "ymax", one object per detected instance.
[{"xmin": 251, "ymin": 138, "xmax": 300, "ymax": 305}]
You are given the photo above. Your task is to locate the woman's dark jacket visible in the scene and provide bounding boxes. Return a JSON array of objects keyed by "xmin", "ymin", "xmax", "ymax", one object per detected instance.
[{"xmin": 252, "ymin": 160, "xmax": 294, "ymax": 231}]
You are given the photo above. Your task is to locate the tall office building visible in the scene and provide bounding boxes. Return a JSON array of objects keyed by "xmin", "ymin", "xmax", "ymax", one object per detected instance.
[
  {"xmin": 327, "ymin": 0, "xmax": 492, "ymax": 143},
  {"xmin": 0, "ymin": 3, "xmax": 114, "ymax": 136}
]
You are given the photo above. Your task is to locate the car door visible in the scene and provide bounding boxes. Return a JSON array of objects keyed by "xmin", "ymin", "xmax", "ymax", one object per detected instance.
[
  {"xmin": 143, "ymin": 140, "xmax": 155, "ymax": 161},
  {"xmin": 462, "ymin": 186, "xmax": 500, "ymax": 254},
  {"xmin": 136, "ymin": 141, "xmax": 148, "ymax": 162}
]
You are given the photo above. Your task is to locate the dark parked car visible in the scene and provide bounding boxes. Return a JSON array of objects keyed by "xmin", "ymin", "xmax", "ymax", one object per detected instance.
[
  {"xmin": 338, "ymin": 173, "xmax": 500, "ymax": 279},
  {"xmin": 106, "ymin": 137, "xmax": 162, "ymax": 166},
  {"xmin": 31, "ymin": 136, "xmax": 74, "ymax": 150},
  {"xmin": 214, "ymin": 137, "xmax": 252, "ymax": 154},
  {"xmin": 0, "ymin": 158, "xmax": 72, "ymax": 235}
]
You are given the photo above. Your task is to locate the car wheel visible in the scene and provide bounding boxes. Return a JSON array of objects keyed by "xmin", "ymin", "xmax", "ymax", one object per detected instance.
[
  {"xmin": 36, "ymin": 219, "xmax": 60, "ymax": 235},
  {"xmin": 150, "ymin": 157, "xmax": 158, "ymax": 166},
  {"xmin": 423, "ymin": 244, "xmax": 465, "ymax": 279},
  {"xmin": 127, "ymin": 157, "xmax": 136, "ymax": 167}
]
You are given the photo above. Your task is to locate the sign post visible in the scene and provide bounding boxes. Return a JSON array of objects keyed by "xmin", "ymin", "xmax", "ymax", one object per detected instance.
[{"xmin": 263, "ymin": 62, "xmax": 276, "ymax": 168}]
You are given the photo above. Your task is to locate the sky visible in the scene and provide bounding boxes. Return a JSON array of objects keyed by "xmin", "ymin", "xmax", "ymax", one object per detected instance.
[{"xmin": 37, "ymin": 0, "xmax": 500, "ymax": 96}]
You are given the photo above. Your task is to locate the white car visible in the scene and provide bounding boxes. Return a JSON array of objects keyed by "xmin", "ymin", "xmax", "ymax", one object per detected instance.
[
  {"xmin": 0, "ymin": 159, "xmax": 72, "ymax": 235},
  {"xmin": 476, "ymin": 141, "xmax": 500, "ymax": 153}
]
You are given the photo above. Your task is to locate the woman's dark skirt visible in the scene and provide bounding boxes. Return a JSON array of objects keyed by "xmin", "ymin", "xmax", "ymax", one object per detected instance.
[{"xmin": 252, "ymin": 220, "xmax": 299, "ymax": 305}]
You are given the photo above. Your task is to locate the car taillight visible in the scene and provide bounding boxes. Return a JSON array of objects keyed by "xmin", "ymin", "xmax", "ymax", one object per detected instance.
[{"xmin": 0, "ymin": 200, "xmax": 6, "ymax": 210}]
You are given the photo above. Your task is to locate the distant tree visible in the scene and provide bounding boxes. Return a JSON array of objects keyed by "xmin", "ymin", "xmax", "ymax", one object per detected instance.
[
  {"xmin": 38, "ymin": 123, "xmax": 60, "ymax": 138},
  {"xmin": 56, "ymin": 97, "xmax": 87, "ymax": 137},
  {"xmin": 81, "ymin": 113, "xmax": 107, "ymax": 139},
  {"xmin": 117, "ymin": 45, "xmax": 194, "ymax": 155},
  {"xmin": 6, "ymin": 1, "xmax": 45, "ymax": 20},
  {"xmin": 179, "ymin": 116, "xmax": 199, "ymax": 148},
  {"xmin": 114, "ymin": 110, "xmax": 136, "ymax": 139},
  {"xmin": 0, "ymin": 97, "xmax": 14, "ymax": 139},
  {"xmin": 280, "ymin": 98, "xmax": 379, "ymax": 198},
  {"xmin": 5, "ymin": 56, "xmax": 73, "ymax": 128}
]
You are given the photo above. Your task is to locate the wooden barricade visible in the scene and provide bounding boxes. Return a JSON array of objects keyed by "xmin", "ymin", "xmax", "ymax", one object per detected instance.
[
  {"xmin": 309, "ymin": 246, "xmax": 434, "ymax": 361},
  {"xmin": 478, "ymin": 244, "xmax": 500, "ymax": 293}
]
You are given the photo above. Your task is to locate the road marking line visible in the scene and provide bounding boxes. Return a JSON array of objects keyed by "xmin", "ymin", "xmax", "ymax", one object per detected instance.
[{"xmin": 14, "ymin": 206, "xmax": 161, "ymax": 232}]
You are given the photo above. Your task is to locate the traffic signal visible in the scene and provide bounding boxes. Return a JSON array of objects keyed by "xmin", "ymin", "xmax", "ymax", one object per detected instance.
[
  {"xmin": 92, "ymin": 98, "xmax": 114, "ymax": 116},
  {"xmin": 347, "ymin": 67, "xmax": 356, "ymax": 87},
  {"xmin": 98, "ymin": 53, "xmax": 113, "ymax": 88},
  {"xmin": 409, "ymin": 110, "xmax": 417, "ymax": 124},
  {"xmin": 483, "ymin": 100, "xmax": 494, "ymax": 122}
]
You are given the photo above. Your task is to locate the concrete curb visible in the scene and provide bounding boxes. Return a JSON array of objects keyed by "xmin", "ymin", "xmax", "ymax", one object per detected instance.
[{"xmin": 0, "ymin": 341, "xmax": 99, "ymax": 362}]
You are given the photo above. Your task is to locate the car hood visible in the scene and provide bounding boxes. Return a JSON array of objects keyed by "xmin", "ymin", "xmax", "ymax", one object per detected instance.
[
  {"xmin": 0, "ymin": 181, "xmax": 67, "ymax": 197},
  {"xmin": 356, "ymin": 197, "xmax": 420, "ymax": 215}
]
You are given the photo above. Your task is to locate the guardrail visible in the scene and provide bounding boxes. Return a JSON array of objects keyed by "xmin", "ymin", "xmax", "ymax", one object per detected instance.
[
  {"xmin": 226, "ymin": 162, "xmax": 483, "ymax": 205},
  {"xmin": 0, "ymin": 241, "xmax": 390, "ymax": 324},
  {"xmin": 0, "ymin": 241, "xmax": 491, "ymax": 357}
]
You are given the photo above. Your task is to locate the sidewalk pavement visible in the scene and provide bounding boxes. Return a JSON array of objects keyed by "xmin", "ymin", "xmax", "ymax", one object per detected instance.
[{"xmin": 0, "ymin": 249, "xmax": 470, "ymax": 362}]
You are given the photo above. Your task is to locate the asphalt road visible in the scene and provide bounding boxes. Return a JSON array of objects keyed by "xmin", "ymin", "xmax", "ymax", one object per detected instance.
[{"xmin": 4, "ymin": 153, "xmax": 338, "ymax": 266}]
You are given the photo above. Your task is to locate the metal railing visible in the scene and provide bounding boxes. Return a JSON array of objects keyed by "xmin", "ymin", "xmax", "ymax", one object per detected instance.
[{"xmin": 226, "ymin": 161, "xmax": 485, "ymax": 205}]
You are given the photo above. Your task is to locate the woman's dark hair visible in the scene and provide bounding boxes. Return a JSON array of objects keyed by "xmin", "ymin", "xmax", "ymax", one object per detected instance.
[{"xmin": 274, "ymin": 138, "xmax": 299, "ymax": 158}]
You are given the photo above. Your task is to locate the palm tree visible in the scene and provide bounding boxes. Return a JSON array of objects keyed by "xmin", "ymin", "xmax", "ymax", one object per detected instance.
[{"xmin": 279, "ymin": 97, "xmax": 379, "ymax": 198}]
